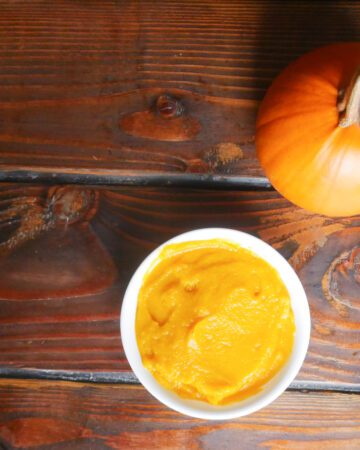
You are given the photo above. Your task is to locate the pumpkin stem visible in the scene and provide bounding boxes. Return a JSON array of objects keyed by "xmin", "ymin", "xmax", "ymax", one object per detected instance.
[{"xmin": 338, "ymin": 66, "xmax": 360, "ymax": 128}]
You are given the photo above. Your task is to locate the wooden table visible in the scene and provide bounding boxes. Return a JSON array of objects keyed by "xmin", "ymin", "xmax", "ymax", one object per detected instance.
[{"xmin": 0, "ymin": 1, "xmax": 359, "ymax": 448}]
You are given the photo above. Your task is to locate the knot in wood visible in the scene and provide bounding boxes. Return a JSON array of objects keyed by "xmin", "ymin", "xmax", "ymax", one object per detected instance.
[
  {"xmin": 156, "ymin": 94, "xmax": 184, "ymax": 119},
  {"xmin": 47, "ymin": 187, "xmax": 98, "ymax": 225},
  {"xmin": 322, "ymin": 246, "xmax": 360, "ymax": 315}
]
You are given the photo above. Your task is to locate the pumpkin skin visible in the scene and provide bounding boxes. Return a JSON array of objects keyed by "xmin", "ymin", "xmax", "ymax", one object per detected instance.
[{"xmin": 256, "ymin": 43, "xmax": 360, "ymax": 217}]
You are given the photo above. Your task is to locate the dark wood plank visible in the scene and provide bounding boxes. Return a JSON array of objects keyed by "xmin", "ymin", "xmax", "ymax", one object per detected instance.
[
  {"xmin": 0, "ymin": 1, "xmax": 359, "ymax": 182},
  {"xmin": 0, "ymin": 183, "xmax": 359, "ymax": 386},
  {"xmin": 0, "ymin": 379, "xmax": 359, "ymax": 450}
]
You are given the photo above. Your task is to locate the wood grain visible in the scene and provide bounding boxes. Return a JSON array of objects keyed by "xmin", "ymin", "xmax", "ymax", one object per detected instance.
[
  {"xmin": 0, "ymin": 379, "xmax": 359, "ymax": 450},
  {"xmin": 0, "ymin": 0, "xmax": 359, "ymax": 182},
  {"xmin": 0, "ymin": 184, "xmax": 359, "ymax": 386}
]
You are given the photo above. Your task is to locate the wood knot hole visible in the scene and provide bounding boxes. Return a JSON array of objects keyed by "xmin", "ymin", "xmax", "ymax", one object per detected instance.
[{"xmin": 156, "ymin": 94, "xmax": 184, "ymax": 119}]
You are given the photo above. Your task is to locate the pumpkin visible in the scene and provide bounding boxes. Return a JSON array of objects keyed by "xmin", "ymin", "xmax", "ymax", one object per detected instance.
[{"xmin": 256, "ymin": 43, "xmax": 360, "ymax": 217}]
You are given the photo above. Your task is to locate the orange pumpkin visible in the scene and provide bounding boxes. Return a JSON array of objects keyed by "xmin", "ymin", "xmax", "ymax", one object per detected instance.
[{"xmin": 256, "ymin": 43, "xmax": 360, "ymax": 217}]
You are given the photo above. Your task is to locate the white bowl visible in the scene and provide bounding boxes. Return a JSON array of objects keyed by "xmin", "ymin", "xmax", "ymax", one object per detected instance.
[{"xmin": 121, "ymin": 228, "xmax": 311, "ymax": 420}]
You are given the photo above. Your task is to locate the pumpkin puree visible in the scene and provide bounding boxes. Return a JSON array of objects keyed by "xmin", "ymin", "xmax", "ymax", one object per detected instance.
[{"xmin": 136, "ymin": 239, "xmax": 295, "ymax": 405}]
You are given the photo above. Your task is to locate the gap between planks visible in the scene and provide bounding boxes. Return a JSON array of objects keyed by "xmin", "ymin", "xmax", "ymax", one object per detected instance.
[
  {"xmin": 0, "ymin": 368, "xmax": 359, "ymax": 394},
  {"xmin": 0, "ymin": 170, "xmax": 272, "ymax": 190}
]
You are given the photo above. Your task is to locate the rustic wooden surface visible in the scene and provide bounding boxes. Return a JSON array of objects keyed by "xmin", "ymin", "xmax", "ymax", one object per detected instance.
[
  {"xmin": 0, "ymin": 0, "xmax": 360, "ymax": 183},
  {"xmin": 1, "ymin": 1, "xmax": 359, "ymax": 446},
  {"xmin": 0, "ymin": 379, "xmax": 359, "ymax": 450},
  {"xmin": 0, "ymin": 184, "xmax": 359, "ymax": 387}
]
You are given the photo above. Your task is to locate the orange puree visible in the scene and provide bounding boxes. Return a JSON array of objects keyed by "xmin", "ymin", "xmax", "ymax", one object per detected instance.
[{"xmin": 136, "ymin": 239, "xmax": 295, "ymax": 405}]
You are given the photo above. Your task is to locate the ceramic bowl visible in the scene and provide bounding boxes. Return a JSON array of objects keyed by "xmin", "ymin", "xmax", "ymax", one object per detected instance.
[{"xmin": 121, "ymin": 228, "xmax": 311, "ymax": 420}]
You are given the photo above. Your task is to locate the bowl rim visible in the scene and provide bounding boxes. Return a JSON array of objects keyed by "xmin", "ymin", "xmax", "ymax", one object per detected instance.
[{"xmin": 120, "ymin": 228, "xmax": 311, "ymax": 420}]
